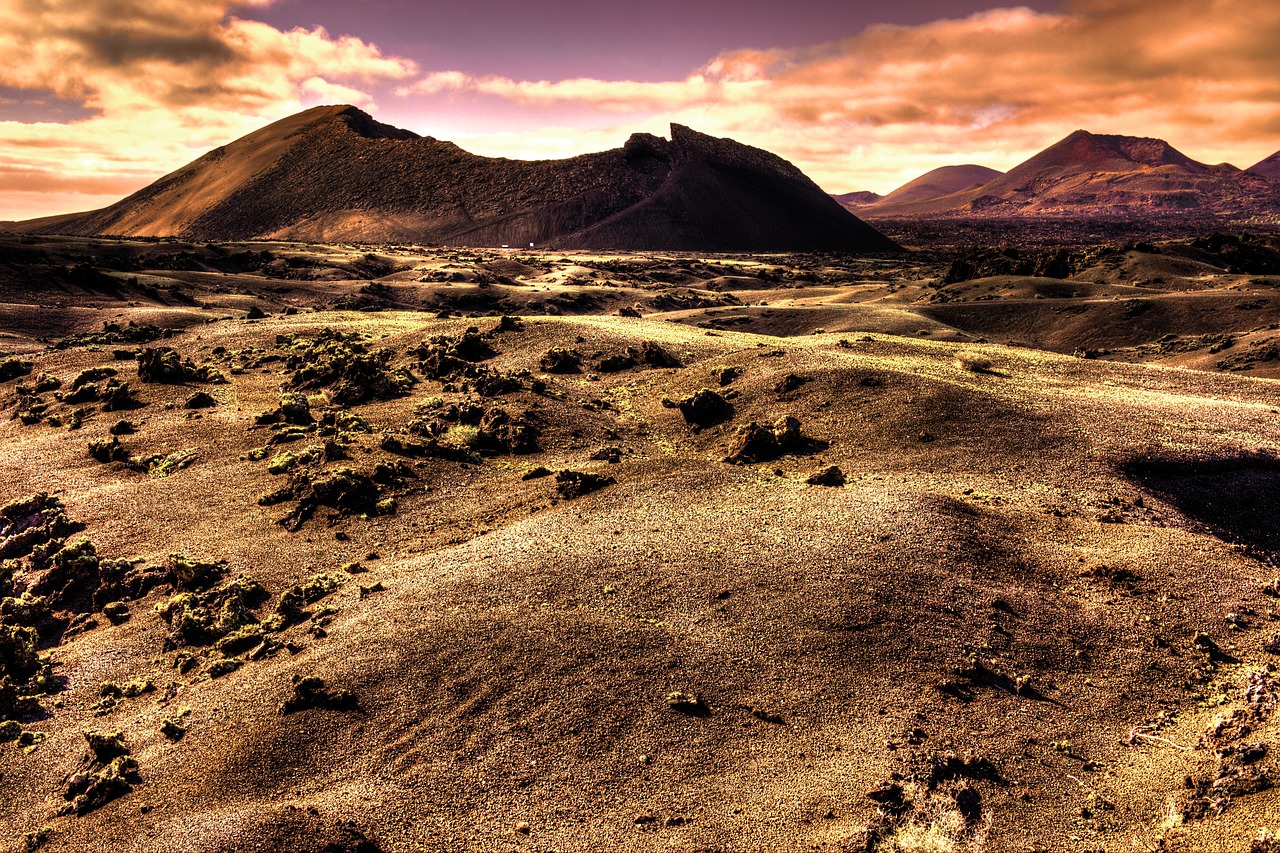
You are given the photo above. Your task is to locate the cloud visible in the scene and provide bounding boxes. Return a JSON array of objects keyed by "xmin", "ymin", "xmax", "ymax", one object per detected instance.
[
  {"xmin": 400, "ymin": 72, "xmax": 734, "ymax": 114},
  {"xmin": 399, "ymin": 0, "xmax": 1280, "ymax": 194},
  {"xmin": 0, "ymin": 166, "xmax": 141, "ymax": 195},
  {"xmin": 0, "ymin": 0, "xmax": 416, "ymax": 220},
  {"xmin": 8, "ymin": 0, "xmax": 1280, "ymax": 220}
]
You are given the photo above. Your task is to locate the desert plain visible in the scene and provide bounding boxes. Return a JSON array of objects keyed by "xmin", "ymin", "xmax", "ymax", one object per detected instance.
[{"xmin": 1, "ymin": 230, "xmax": 1280, "ymax": 852}]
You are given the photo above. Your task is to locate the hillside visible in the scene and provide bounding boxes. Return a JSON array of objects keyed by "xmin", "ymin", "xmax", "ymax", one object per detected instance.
[
  {"xmin": 1250, "ymin": 150, "xmax": 1280, "ymax": 180},
  {"xmin": 8, "ymin": 106, "xmax": 897, "ymax": 253}
]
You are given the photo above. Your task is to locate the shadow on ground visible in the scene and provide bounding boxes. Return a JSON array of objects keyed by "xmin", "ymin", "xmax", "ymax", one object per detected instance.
[{"xmin": 1123, "ymin": 452, "xmax": 1280, "ymax": 556}]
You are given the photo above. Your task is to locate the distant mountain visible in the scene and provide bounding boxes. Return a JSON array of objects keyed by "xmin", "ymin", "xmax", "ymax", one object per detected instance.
[
  {"xmin": 863, "ymin": 130, "xmax": 1280, "ymax": 218},
  {"xmin": 11, "ymin": 105, "xmax": 898, "ymax": 252},
  {"xmin": 860, "ymin": 165, "xmax": 1003, "ymax": 210},
  {"xmin": 832, "ymin": 190, "xmax": 883, "ymax": 207},
  {"xmin": 1249, "ymin": 150, "xmax": 1280, "ymax": 180}
]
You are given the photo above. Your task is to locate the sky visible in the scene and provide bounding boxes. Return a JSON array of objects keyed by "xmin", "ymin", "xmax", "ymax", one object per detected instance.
[{"xmin": 2, "ymin": 0, "xmax": 1279, "ymax": 221}]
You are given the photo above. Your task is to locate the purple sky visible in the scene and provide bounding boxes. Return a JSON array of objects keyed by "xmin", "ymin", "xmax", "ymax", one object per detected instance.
[{"xmin": 245, "ymin": 0, "xmax": 1063, "ymax": 80}]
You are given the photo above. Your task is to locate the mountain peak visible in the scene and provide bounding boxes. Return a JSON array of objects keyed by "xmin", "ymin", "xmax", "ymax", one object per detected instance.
[
  {"xmin": 1045, "ymin": 130, "xmax": 1202, "ymax": 171},
  {"xmin": 334, "ymin": 107, "xmax": 420, "ymax": 141},
  {"xmin": 294, "ymin": 104, "xmax": 420, "ymax": 140},
  {"xmin": 668, "ymin": 123, "xmax": 705, "ymax": 143}
]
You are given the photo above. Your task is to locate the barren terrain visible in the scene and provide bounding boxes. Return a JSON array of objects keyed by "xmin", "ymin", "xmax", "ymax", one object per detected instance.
[{"xmin": 3, "ymin": 233, "xmax": 1280, "ymax": 852}]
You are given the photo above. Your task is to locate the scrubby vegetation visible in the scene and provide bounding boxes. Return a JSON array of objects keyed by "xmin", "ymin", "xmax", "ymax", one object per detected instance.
[
  {"xmin": 276, "ymin": 573, "xmax": 345, "ymax": 625},
  {"xmin": 413, "ymin": 325, "xmax": 534, "ymax": 396},
  {"xmin": 281, "ymin": 329, "xmax": 414, "ymax": 406},
  {"xmin": 259, "ymin": 467, "xmax": 394, "ymax": 530},
  {"xmin": 87, "ymin": 438, "xmax": 199, "ymax": 477},
  {"xmin": 0, "ymin": 359, "xmax": 33, "ymax": 383},
  {"xmin": 53, "ymin": 321, "xmax": 171, "ymax": 350},
  {"xmin": 0, "ymin": 494, "xmax": 169, "ymax": 720},
  {"xmin": 156, "ymin": 573, "xmax": 269, "ymax": 650},
  {"xmin": 137, "ymin": 346, "xmax": 224, "ymax": 384},
  {"xmin": 255, "ymin": 392, "xmax": 313, "ymax": 426},
  {"xmin": 399, "ymin": 399, "xmax": 540, "ymax": 457},
  {"xmin": 954, "ymin": 351, "xmax": 993, "ymax": 373}
]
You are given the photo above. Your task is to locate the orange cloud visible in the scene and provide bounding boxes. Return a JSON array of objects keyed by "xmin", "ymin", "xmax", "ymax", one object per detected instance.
[
  {"xmin": 405, "ymin": 0, "xmax": 1280, "ymax": 195},
  {"xmin": 0, "ymin": 0, "xmax": 416, "ymax": 221}
]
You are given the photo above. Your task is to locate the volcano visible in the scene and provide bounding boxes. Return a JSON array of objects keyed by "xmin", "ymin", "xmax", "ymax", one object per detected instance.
[{"xmin": 11, "ymin": 105, "xmax": 897, "ymax": 253}]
